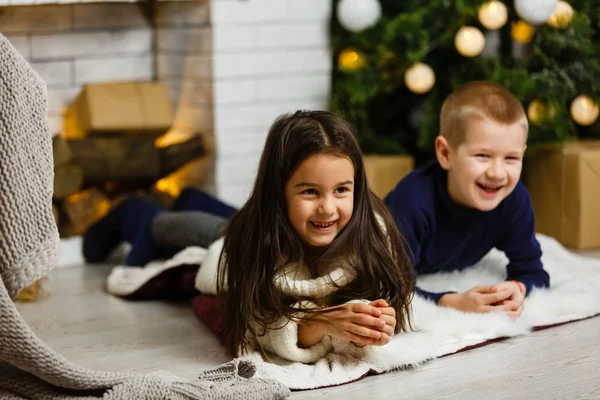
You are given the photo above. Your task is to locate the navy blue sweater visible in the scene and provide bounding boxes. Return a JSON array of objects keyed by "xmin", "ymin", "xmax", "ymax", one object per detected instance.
[{"xmin": 384, "ymin": 161, "xmax": 550, "ymax": 304}]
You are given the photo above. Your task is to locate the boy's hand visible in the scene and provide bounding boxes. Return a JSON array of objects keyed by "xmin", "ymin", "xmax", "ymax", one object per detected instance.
[
  {"xmin": 492, "ymin": 281, "xmax": 526, "ymax": 318},
  {"xmin": 298, "ymin": 302, "xmax": 388, "ymax": 348},
  {"xmin": 438, "ymin": 285, "xmax": 514, "ymax": 313}
]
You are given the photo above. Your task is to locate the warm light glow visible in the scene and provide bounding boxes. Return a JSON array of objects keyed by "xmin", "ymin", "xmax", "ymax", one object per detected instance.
[
  {"xmin": 571, "ymin": 95, "xmax": 599, "ymax": 126},
  {"xmin": 527, "ymin": 100, "xmax": 556, "ymax": 125},
  {"xmin": 454, "ymin": 26, "xmax": 486, "ymax": 57},
  {"xmin": 478, "ymin": 1, "xmax": 508, "ymax": 30},
  {"xmin": 338, "ymin": 48, "xmax": 366, "ymax": 72},
  {"xmin": 511, "ymin": 21, "xmax": 535, "ymax": 43},
  {"xmin": 64, "ymin": 189, "xmax": 111, "ymax": 227},
  {"xmin": 155, "ymin": 129, "xmax": 194, "ymax": 148},
  {"xmin": 154, "ymin": 178, "xmax": 182, "ymax": 198},
  {"xmin": 547, "ymin": 1, "xmax": 573, "ymax": 29},
  {"xmin": 404, "ymin": 63, "xmax": 435, "ymax": 94},
  {"xmin": 65, "ymin": 190, "xmax": 90, "ymax": 204}
]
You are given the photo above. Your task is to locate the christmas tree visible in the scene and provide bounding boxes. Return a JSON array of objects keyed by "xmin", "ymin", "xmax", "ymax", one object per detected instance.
[{"xmin": 330, "ymin": 0, "xmax": 600, "ymax": 164}]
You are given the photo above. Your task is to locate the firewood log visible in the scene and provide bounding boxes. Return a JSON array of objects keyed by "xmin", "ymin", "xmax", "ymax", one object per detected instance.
[
  {"xmin": 53, "ymin": 164, "xmax": 84, "ymax": 199},
  {"xmin": 52, "ymin": 136, "xmax": 73, "ymax": 167}
]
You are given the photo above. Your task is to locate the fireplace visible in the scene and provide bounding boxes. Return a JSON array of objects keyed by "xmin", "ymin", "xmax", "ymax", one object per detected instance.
[{"xmin": 0, "ymin": 0, "xmax": 332, "ymax": 237}]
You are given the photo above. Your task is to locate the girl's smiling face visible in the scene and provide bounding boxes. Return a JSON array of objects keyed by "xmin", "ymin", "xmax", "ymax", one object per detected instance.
[{"xmin": 285, "ymin": 154, "xmax": 354, "ymax": 247}]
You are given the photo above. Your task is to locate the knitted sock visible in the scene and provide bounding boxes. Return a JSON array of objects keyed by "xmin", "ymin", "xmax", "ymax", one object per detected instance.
[{"xmin": 172, "ymin": 187, "xmax": 238, "ymax": 218}]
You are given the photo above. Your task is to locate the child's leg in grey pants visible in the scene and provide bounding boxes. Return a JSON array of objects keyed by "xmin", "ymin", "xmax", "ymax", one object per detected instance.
[{"xmin": 151, "ymin": 211, "xmax": 227, "ymax": 250}]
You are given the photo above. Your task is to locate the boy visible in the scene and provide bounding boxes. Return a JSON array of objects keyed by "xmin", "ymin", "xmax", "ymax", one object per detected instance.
[{"xmin": 385, "ymin": 81, "xmax": 550, "ymax": 318}]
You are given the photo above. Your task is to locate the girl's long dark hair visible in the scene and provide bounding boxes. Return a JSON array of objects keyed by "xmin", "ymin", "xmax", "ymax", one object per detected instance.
[{"xmin": 217, "ymin": 110, "xmax": 414, "ymax": 356}]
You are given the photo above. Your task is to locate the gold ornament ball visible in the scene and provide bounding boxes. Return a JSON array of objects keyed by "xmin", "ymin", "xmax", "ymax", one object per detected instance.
[
  {"xmin": 570, "ymin": 95, "xmax": 599, "ymax": 126},
  {"xmin": 527, "ymin": 100, "xmax": 545, "ymax": 125},
  {"xmin": 547, "ymin": 1, "xmax": 573, "ymax": 29},
  {"xmin": 454, "ymin": 26, "xmax": 486, "ymax": 57},
  {"xmin": 404, "ymin": 63, "xmax": 436, "ymax": 94},
  {"xmin": 527, "ymin": 100, "xmax": 556, "ymax": 125},
  {"xmin": 478, "ymin": 1, "xmax": 509, "ymax": 30},
  {"xmin": 338, "ymin": 48, "xmax": 365, "ymax": 72},
  {"xmin": 511, "ymin": 20, "xmax": 535, "ymax": 43}
]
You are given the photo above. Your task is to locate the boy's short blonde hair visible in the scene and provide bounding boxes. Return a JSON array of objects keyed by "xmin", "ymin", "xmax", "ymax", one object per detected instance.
[{"xmin": 440, "ymin": 81, "xmax": 528, "ymax": 147}]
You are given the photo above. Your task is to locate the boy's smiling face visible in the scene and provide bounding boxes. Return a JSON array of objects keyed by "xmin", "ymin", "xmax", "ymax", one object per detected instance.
[{"xmin": 436, "ymin": 118, "xmax": 527, "ymax": 211}]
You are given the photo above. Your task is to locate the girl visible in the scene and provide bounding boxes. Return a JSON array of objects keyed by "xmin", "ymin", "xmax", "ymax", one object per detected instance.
[
  {"xmin": 217, "ymin": 110, "xmax": 414, "ymax": 361},
  {"xmin": 85, "ymin": 110, "xmax": 414, "ymax": 363}
]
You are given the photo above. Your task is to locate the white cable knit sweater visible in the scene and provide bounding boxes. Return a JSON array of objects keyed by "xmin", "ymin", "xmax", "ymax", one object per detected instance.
[{"xmin": 194, "ymin": 238, "xmax": 374, "ymax": 363}]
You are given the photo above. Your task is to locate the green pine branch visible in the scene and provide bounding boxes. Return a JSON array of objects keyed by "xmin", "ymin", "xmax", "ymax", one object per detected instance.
[{"xmin": 330, "ymin": 0, "xmax": 600, "ymax": 159}]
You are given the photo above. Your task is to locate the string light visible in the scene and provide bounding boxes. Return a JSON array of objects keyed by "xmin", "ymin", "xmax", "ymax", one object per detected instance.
[
  {"xmin": 338, "ymin": 48, "xmax": 366, "ymax": 72},
  {"xmin": 404, "ymin": 63, "xmax": 436, "ymax": 94},
  {"xmin": 511, "ymin": 20, "xmax": 536, "ymax": 43},
  {"xmin": 571, "ymin": 95, "xmax": 599, "ymax": 126},
  {"xmin": 478, "ymin": 1, "xmax": 508, "ymax": 30},
  {"xmin": 547, "ymin": 1, "xmax": 573, "ymax": 29},
  {"xmin": 455, "ymin": 26, "xmax": 486, "ymax": 57}
]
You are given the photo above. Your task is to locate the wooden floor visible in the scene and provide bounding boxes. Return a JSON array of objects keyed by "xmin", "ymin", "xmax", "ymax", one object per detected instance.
[{"xmin": 17, "ymin": 261, "xmax": 600, "ymax": 400}]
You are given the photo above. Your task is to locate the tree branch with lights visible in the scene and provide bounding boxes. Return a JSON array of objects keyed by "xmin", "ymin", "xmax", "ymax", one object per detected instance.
[{"xmin": 330, "ymin": 0, "xmax": 600, "ymax": 161}]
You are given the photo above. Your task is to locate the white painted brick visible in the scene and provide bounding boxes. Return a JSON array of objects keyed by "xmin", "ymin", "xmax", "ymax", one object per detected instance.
[
  {"xmin": 157, "ymin": 27, "xmax": 211, "ymax": 54},
  {"xmin": 216, "ymin": 181, "xmax": 253, "ymax": 208},
  {"xmin": 214, "ymin": 98, "xmax": 328, "ymax": 132},
  {"xmin": 215, "ymin": 129, "xmax": 267, "ymax": 157},
  {"xmin": 213, "ymin": 49, "xmax": 331, "ymax": 78},
  {"xmin": 257, "ymin": 23, "xmax": 328, "ymax": 48},
  {"xmin": 256, "ymin": 74, "xmax": 330, "ymax": 102},
  {"xmin": 73, "ymin": 3, "xmax": 148, "ymax": 29},
  {"xmin": 211, "ymin": 0, "xmax": 287, "ymax": 23},
  {"xmin": 213, "ymin": 79, "xmax": 256, "ymax": 104},
  {"xmin": 286, "ymin": 0, "xmax": 332, "ymax": 21},
  {"xmin": 74, "ymin": 55, "xmax": 152, "ymax": 84},
  {"xmin": 212, "ymin": 26, "xmax": 255, "ymax": 51},
  {"xmin": 0, "ymin": 5, "xmax": 72, "ymax": 33},
  {"xmin": 30, "ymin": 61, "xmax": 72, "ymax": 86},
  {"xmin": 46, "ymin": 87, "xmax": 80, "ymax": 115},
  {"xmin": 4, "ymin": 35, "xmax": 31, "ymax": 59},
  {"xmin": 157, "ymin": 54, "xmax": 211, "ymax": 80},
  {"xmin": 157, "ymin": 1, "xmax": 210, "ymax": 27},
  {"xmin": 214, "ymin": 103, "xmax": 278, "ymax": 131},
  {"xmin": 215, "ymin": 154, "xmax": 261, "ymax": 184},
  {"xmin": 31, "ymin": 30, "xmax": 152, "ymax": 60},
  {"xmin": 172, "ymin": 107, "xmax": 213, "ymax": 133}
]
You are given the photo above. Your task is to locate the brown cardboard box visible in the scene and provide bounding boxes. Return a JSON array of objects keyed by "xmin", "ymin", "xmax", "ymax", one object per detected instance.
[
  {"xmin": 363, "ymin": 155, "xmax": 414, "ymax": 199},
  {"xmin": 64, "ymin": 82, "xmax": 173, "ymax": 139},
  {"xmin": 525, "ymin": 140, "xmax": 600, "ymax": 249}
]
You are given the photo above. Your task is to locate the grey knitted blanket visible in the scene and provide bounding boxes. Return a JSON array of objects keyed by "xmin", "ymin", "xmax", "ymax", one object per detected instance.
[{"xmin": 0, "ymin": 33, "xmax": 289, "ymax": 400}]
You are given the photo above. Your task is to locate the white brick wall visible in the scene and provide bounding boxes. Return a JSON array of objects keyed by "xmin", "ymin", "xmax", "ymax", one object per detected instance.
[
  {"xmin": 31, "ymin": 30, "xmax": 152, "ymax": 59},
  {"xmin": 211, "ymin": 0, "xmax": 332, "ymax": 207}
]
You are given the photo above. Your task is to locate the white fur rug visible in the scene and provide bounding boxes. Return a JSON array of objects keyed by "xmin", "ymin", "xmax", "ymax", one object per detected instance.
[{"xmin": 107, "ymin": 234, "xmax": 600, "ymax": 390}]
